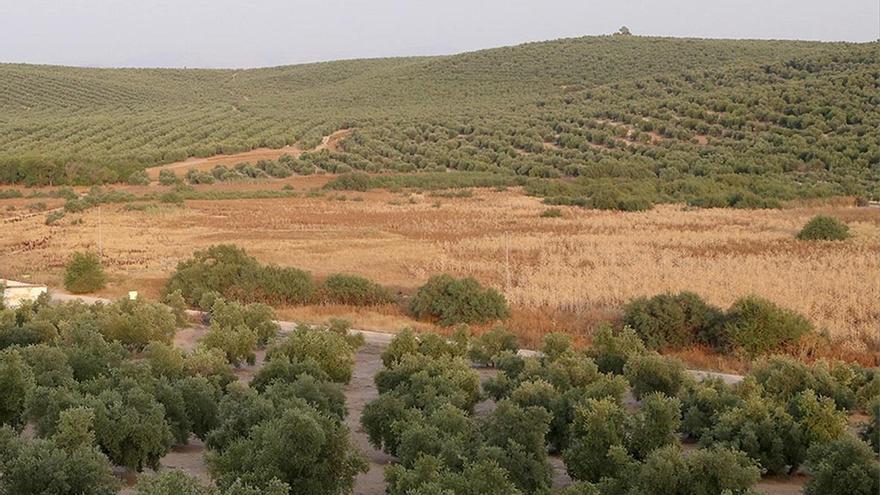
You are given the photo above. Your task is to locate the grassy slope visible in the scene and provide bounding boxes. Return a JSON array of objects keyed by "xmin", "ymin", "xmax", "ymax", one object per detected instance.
[{"xmin": 0, "ymin": 36, "xmax": 877, "ymax": 200}]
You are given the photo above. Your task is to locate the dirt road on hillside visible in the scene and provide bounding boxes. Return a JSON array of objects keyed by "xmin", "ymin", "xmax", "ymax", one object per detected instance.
[{"xmin": 145, "ymin": 129, "xmax": 351, "ymax": 179}]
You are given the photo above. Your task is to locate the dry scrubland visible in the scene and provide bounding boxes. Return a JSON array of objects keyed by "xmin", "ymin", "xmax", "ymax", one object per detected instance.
[{"xmin": 2, "ymin": 185, "xmax": 878, "ymax": 359}]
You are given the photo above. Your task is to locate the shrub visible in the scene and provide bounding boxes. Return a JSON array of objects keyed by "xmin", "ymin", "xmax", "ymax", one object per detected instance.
[
  {"xmin": 0, "ymin": 349, "xmax": 33, "ymax": 427},
  {"xmin": 724, "ymin": 296, "xmax": 813, "ymax": 356},
  {"xmin": 267, "ymin": 324, "xmax": 358, "ymax": 383},
  {"xmin": 162, "ymin": 289, "xmax": 189, "ymax": 326},
  {"xmin": 64, "ymin": 251, "xmax": 107, "ymax": 294},
  {"xmin": 207, "ymin": 402, "xmax": 367, "ymax": 495},
  {"xmin": 468, "ymin": 326, "xmax": 518, "ymax": 365},
  {"xmin": 127, "ymin": 170, "xmax": 151, "ymax": 185},
  {"xmin": 540, "ymin": 208, "xmax": 563, "ymax": 218},
  {"xmin": 804, "ymin": 436, "xmax": 880, "ymax": 495},
  {"xmin": 210, "ymin": 299, "xmax": 278, "ymax": 346},
  {"xmin": 587, "ymin": 324, "xmax": 646, "ymax": 374},
  {"xmin": 623, "ymin": 292, "xmax": 725, "ymax": 350},
  {"xmin": 316, "ymin": 273, "xmax": 392, "ymax": 306},
  {"xmin": 410, "ymin": 274, "xmax": 509, "ymax": 326},
  {"xmin": 158, "ymin": 169, "xmax": 181, "ymax": 186},
  {"xmin": 265, "ymin": 375, "xmax": 347, "ymax": 420},
  {"xmin": 481, "ymin": 400, "xmax": 553, "ymax": 493},
  {"xmin": 797, "ymin": 215, "xmax": 850, "ymax": 241},
  {"xmin": 165, "ymin": 245, "xmax": 315, "ymax": 306},
  {"xmin": 134, "ymin": 470, "xmax": 287, "ymax": 495},
  {"xmin": 134, "ymin": 470, "xmax": 211, "ymax": 495},
  {"xmin": 323, "ymin": 172, "xmax": 371, "ymax": 191},
  {"xmin": 381, "ymin": 327, "xmax": 468, "ymax": 367},
  {"xmin": 679, "ymin": 377, "xmax": 742, "ymax": 440},
  {"xmin": 94, "ymin": 297, "xmax": 178, "ymax": 350},
  {"xmin": 701, "ymin": 396, "xmax": 806, "ymax": 475},
  {"xmin": 385, "ymin": 456, "xmax": 520, "ymax": 495},
  {"xmin": 159, "ymin": 191, "xmax": 185, "ymax": 206},
  {"xmin": 0, "ymin": 425, "xmax": 120, "ymax": 495},
  {"xmin": 184, "ymin": 347, "xmax": 236, "ymax": 387},
  {"xmin": 185, "ymin": 169, "xmax": 215, "ymax": 184},
  {"xmin": 563, "ymin": 398, "xmax": 629, "ymax": 482},
  {"xmin": 623, "ymin": 352, "xmax": 687, "ymax": 400},
  {"xmin": 626, "ymin": 392, "xmax": 682, "ymax": 459},
  {"xmin": 91, "ymin": 386, "xmax": 175, "ymax": 471},
  {"xmin": 176, "ymin": 376, "xmax": 221, "ymax": 440},
  {"xmin": 203, "ymin": 321, "xmax": 258, "ymax": 367},
  {"xmin": 861, "ymin": 396, "xmax": 879, "ymax": 454},
  {"xmin": 787, "ymin": 390, "xmax": 847, "ymax": 446},
  {"xmin": 750, "ymin": 356, "xmax": 856, "ymax": 410},
  {"xmin": 625, "ymin": 445, "xmax": 760, "ymax": 495},
  {"xmin": 45, "ymin": 210, "xmax": 65, "ymax": 225}
]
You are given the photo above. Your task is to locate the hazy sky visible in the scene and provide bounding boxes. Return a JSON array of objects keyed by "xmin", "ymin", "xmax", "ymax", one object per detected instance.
[{"xmin": 1, "ymin": 0, "xmax": 877, "ymax": 68}]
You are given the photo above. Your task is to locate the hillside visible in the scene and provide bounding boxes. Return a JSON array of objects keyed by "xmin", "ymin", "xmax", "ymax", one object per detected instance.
[{"xmin": 0, "ymin": 36, "xmax": 878, "ymax": 204}]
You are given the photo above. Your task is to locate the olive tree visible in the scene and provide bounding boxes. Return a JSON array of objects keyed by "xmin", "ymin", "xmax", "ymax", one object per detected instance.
[
  {"xmin": 207, "ymin": 402, "xmax": 367, "ymax": 495},
  {"xmin": 805, "ymin": 436, "xmax": 880, "ymax": 495}
]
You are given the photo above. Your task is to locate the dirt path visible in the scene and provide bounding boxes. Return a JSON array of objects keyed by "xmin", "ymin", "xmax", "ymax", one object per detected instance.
[
  {"xmin": 345, "ymin": 343, "xmax": 394, "ymax": 494},
  {"xmin": 145, "ymin": 129, "xmax": 351, "ymax": 179}
]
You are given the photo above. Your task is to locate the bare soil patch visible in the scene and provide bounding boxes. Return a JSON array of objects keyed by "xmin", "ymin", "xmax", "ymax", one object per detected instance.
[{"xmin": 145, "ymin": 129, "xmax": 352, "ymax": 179}]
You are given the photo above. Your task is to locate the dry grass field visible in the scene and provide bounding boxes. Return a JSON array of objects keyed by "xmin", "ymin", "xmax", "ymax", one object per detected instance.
[{"xmin": 2, "ymin": 181, "xmax": 878, "ymax": 366}]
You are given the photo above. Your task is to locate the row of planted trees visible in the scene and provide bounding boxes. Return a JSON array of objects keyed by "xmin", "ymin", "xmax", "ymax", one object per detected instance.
[
  {"xmin": 0, "ymin": 287, "xmax": 877, "ymax": 494},
  {"xmin": 361, "ymin": 326, "xmax": 879, "ymax": 495},
  {"xmin": 0, "ymin": 291, "xmax": 370, "ymax": 495}
]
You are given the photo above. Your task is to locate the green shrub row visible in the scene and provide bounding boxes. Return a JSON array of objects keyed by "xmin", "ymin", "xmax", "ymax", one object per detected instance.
[{"xmin": 623, "ymin": 292, "xmax": 814, "ymax": 356}]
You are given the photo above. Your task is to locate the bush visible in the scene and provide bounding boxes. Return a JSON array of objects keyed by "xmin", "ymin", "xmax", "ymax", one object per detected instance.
[
  {"xmin": 91, "ymin": 386, "xmax": 175, "ymax": 471},
  {"xmin": 804, "ymin": 436, "xmax": 880, "ymax": 495},
  {"xmin": 787, "ymin": 389, "xmax": 847, "ymax": 446},
  {"xmin": 210, "ymin": 299, "xmax": 278, "ymax": 346},
  {"xmin": 165, "ymin": 245, "xmax": 315, "ymax": 306},
  {"xmin": 0, "ymin": 425, "xmax": 120, "ymax": 495},
  {"xmin": 724, "ymin": 296, "xmax": 813, "ymax": 356},
  {"xmin": 207, "ymin": 402, "xmax": 367, "ymax": 495},
  {"xmin": 861, "ymin": 396, "xmax": 879, "ymax": 454},
  {"xmin": 323, "ymin": 172, "xmax": 371, "ymax": 191},
  {"xmin": 468, "ymin": 326, "xmax": 518, "ymax": 365},
  {"xmin": 64, "ymin": 251, "xmax": 108, "ymax": 294},
  {"xmin": 410, "ymin": 274, "xmax": 509, "ymax": 326},
  {"xmin": 381, "ymin": 327, "xmax": 469, "ymax": 368},
  {"xmin": 0, "ymin": 349, "xmax": 33, "ymax": 427},
  {"xmin": 623, "ymin": 292, "xmax": 725, "ymax": 350},
  {"xmin": 127, "ymin": 170, "xmax": 151, "ymax": 185},
  {"xmin": 134, "ymin": 470, "xmax": 287, "ymax": 495},
  {"xmin": 797, "ymin": 215, "xmax": 850, "ymax": 241},
  {"xmin": 134, "ymin": 470, "xmax": 211, "ymax": 495},
  {"xmin": 623, "ymin": 352, "xmax": 687, "ymax": 400},
  {"xmin": 95, "ymin": 297, "xmax": 178, "ymax": 350},
  {"xmin": 679, "ymin": 377, "xmax": 742, "ymax": 440},
  {"xmin": 626, "ymin": 392, "xmax": 682, "ymax": 459},
  {"xmin": 701, "ymin": 396, "xmax": 806, "ymax": 475},
  {"xmin": 45, "ymin": 210, "xmax": 65, "ymax": 225},
  {"xmin": 540, "ymin": 208, "xmax": 563, "ymax": 218},
  {"xmin": 316, "ymin": 273, "xmax": 392, "ymax": 306},
  {"xmin": 158, "ymin": 169, "xmax": 181, "ymax": 186},
  {"xmin": 750, "ymin": 356, "xmax": 856, "ymax": 410},
  {"xmin": 563, "ymin": 398, "xmax": 629, "ymax": 482},
  {"xmin": 267, "ymin": 324, "xmax": 359, "ymax": 383},
  {"xmin": 625, "ymin": 445, "xmax": 760, "ymax": 495},
  {"xmin": 587, "ymin": 325, "xmax": 646, "ymax": 374}
]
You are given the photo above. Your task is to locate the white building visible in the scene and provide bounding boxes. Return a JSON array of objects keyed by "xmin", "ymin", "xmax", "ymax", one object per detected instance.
[{"xmin": 1, "ymin": 279, "xmax": 48, "ymax": 308}]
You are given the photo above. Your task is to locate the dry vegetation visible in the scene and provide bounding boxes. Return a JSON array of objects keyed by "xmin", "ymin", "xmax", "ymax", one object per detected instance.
[{"xmin": 2, "ymin": 184, "xmax": 878, "ymax": 363}]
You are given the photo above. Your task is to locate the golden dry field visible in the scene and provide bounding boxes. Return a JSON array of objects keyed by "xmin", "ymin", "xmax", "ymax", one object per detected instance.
[{"xmin": 2, "ymin": 181, "xmax": 878, "ymax": 363}]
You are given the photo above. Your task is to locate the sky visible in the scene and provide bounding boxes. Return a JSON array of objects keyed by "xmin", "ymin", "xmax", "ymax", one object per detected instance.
[{"xmin": 0, "ymin": 0, "xmax": 877, "ymax": 68}]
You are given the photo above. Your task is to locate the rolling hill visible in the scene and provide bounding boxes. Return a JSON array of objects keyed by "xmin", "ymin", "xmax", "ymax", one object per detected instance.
[{"xmin": 0, "ymin": 35, "xmax": 877, "ymax": 205}]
